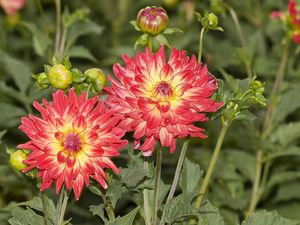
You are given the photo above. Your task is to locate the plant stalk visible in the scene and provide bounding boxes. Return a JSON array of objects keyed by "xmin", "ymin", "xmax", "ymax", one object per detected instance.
[
  {"xmin": 143, "ymin": 158, "xmax": 151, "ymax": 225},
  {"xmin": 153, "ymin": 144, "xmax": 163, "ymax": 225},
  {"xmin": 198, "ymin": 27, "xmax": 205, "ymax": 63},
  {"xmin": 247, "ymin": 40, "xmax": 290, "ymax": 216},
  {"xmin": 54, "ymin": 0, "xmax": 62, "ymax": 56},
  {"xmin": 55, "ymin": 187, "xmax": 69, "ymax": 225},
  {"xmin": 194, "ymin": 122, "xmax": 229, "ymax": 209},
  {"xmin": 41, "ymin": 192, "xmax": 48, "ymax": 225},
  {"xmin": 159, "ymin": 138, "xmax": 190, "ymax": 225},
  {"xmin": 147, "ymin": 35, "xmax": 153, "ymax": 53},
  {"xmin": 105, "ymin": 201, "xmax": 116, "ymax": 221}
]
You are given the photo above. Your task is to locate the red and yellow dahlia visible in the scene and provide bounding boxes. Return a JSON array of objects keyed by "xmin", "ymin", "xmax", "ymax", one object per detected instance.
[
  {"xmin": 106, "ymin": 46, "xmax": 222, "ymax": 156},
  {"xmin": 18, "ymin": 89, "xmax": 127, "ymax": 200},
  {"xmin": 0, "ymin": 0, "xmax": 25, "ymax": 15}
]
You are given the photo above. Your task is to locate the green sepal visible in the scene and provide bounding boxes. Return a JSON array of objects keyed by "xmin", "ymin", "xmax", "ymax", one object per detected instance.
[
  {"xmin": 134, "ymin": 34, "xmax": 148, "ymax": 50},
  {"xmin": 130, "ymin": 20, "xmax": 141, "ymax": 31}
]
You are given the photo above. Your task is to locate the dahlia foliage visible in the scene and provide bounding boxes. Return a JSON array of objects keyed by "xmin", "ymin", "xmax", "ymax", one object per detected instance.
[
  {"xmin": 18, "ymin": 89, "xmax": 127, "ymax": 200},
  {"xmin": 106, "ymin": 46, "xmax": 222, "ymax": 156}
]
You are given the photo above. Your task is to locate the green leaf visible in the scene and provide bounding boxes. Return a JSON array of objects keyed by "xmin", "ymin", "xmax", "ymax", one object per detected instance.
[
  {"xmin": 234, "ymin": 110, "xmax": 257, "ymax": 121},
  {"xmin": 0, "ymin": 51, "xmax": 31, "ymax": 93},
  {"xmin": 106, "ymin": 178, "xmax": 127, "ymax": 208},
  {"xmin": 106, "ymin": 207, "xmax": 139, "ymax": 225},
  {"xmin": 134, "ymin": 34, "xmax": 148, "ymax": 50},
  {"xmin": 273, "ymin": 181, "xmax": 300, "ymax": 203},
  {"xmin": 0, "ymin": 103, "xmax": 26, "ymax": 128},
  {"xmin": 164, "ymin": 192, "xmax": 198, "ymax": 224},
  {"xmin": 21, "ymin": 22, "xmax": 51, "ymax": 57},
  {"xmin": 130, "ymin": 20, "xmax": 141, "ymax": 31},
  {"xmin": 9, "ymin": 207, "xmax": 52, "ymax": 225},
  {"xmin": 90, "ymin": 203, "xmax": 108, "ymax": 223},
  {"xmin": 163, "ymin": 28, "xmax": 183, "ymax": 35},
  {"xmin": 155, "ymin": 34, "xmax": 171, "ymax": 48},
  {"xmin": 269, "ymin": 122, "xmax": 300, "ymax": 148},
  {"xmin": 66, "ymin": 20, "xmax": 104, "ymax": 52},
  {"xmin": 17, "ymin": 196, "xmax": 56, "ymax": 223},
  {"xmin": 179, "ymin": 158, "xmax": 203, "ymax": 193},
  {"xmin": 68, "ymin": 46, "xmax": 97, "ymax": 62},
  {"xmin": 241, "ymin": 210, "xmax": 298, "ymax": 225},
  {"xmin": 198, "ymin": 201, "xmax": 225, "ymax": 225},
  {"xmin": 0, "ymin": 130, "xmax": 7, "ymax": 144}
]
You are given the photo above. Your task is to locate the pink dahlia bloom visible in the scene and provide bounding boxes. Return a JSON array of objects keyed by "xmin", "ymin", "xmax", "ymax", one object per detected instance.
[
  {"xmin": 106, "ymin": 46, "xmax": 223, "ymax": 156},
  {"xmin": 288, "ymin": 0, "xmax": 300, "ymax": 25},
  {"xmin": 0, "ymin": 0, "xmax": 25, "ymax": 15},
  {"xmin": 18, "ymin": 89, "xmax": 127, "ymax": 200}
]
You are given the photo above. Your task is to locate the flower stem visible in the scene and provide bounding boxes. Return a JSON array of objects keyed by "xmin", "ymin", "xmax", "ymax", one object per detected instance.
[
  {"xmin": 227, "ymin": 6, "xmax": 252, "ymax": 79},
  {"xmin": 147, "ymin": 35, "xmax": 153, "ymax": 53},
  {"xmin": 198, "ymin": 27, "xmax": 205, "ymax": 63},
  {"xmin": 54, "ymin": 0, "xmax": 62, "ymax": 56},
  {"xmin": 159, "ymin": 138, "xmax": 190, "ymax": 225},
  {"xmin": 143, "ymin": 159, "xmax": 151, "ymax": 225},
  {"xmin": 41, "ymin": 192, "xmax": 48, "ymax": 225},
  {"xmin": 58, "ymin": 27, "xmax": 68, "ymax": 60},
  {"xmin": 105, "ymin": 201, "xmax": 116, "ymax": 221},
  {"xmin": 247, "ymin": 40, "xmax": 290, "ymax": 216},
  {"xmin": 194, "ymin": 122, "xmax": 229, "ymax": 209},
  {"xmin": 153, "ymin": 144, "xmax": 163, "ymax": 225},
  {"xmin": 55, "ymin": 187, "xmax": 69, "ymax": 225}
]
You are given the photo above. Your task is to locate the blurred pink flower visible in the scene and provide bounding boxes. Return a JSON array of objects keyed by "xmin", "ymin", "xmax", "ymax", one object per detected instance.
[
  {"xmin": 270, "ymin": 10, "xmax": 283, "ymax": 20},
  {"xmin": 0, "ymin": 0, "xmax": 25, "ymax": 15}
]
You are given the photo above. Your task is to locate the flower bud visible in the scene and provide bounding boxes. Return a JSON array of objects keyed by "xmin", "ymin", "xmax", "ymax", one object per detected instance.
[
  {"xmin": 208, "ymin": 13, "xmax": 219, "ymax": 27},
  {"xmin": 34, "ymin": 72, "xmax": 49, "ymax": 89},
  {"xmin": 84, "ymin": 68, "xmax": 106, "ymax": 92},
  {"xmin": 250, "ymin": 80, "xmax": 264, "ymax": 95},
  {"xmin": 136, "ymin": 6, "xmax": 169, "ymax": 36},
  {"xmin": 48, "ymin": 64, "xmax": 72, "ymax": 89},
  {"xmin": 9, "ymin": 150, "xmax": 27, "ymax": 171}
]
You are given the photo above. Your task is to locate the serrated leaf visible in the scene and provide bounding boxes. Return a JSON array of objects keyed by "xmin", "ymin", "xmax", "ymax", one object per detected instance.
[
  {"xmin": 17, "ymin": 196, "xmax": 56, "ymax": 223},
  {"xmin": 164, "ymin": 192, "xmax": 198, "ymax": 224},
  {"xmin": 179, "ymin": 158, "xmax": 203, "ymax": 193},
  {"xmin": 198, "ymin": 201, "xmax": 225, "ymax": 225},
  {"xmin": 22, "ymin": 22, "xmax": 51, "ymax": 57},
  {"xmin": 90, "ymin": 203, "xmax": 108, "ymax": 223},
  {"xmin": 241, "ymin": 210, "xmax": 298, "ymax": 225},
  {"xmin": 9, "ymin": 207, "xmax": 52, "ymax": 225},
  {"xmin": 106, "ymin": 207, "xmax": 139, "ymax": 225},
  {"xmin": 68, "ymin": 46, "xmax": 97, "ymax": 62},
  {"xmin": 106, "ymin": 178, "xmax": 127, "ymax": 208},
  {"xmin": 269, "ymin": 122, "xmax": 300, "ymax": 148},
  {"xmin": 0, "ymin": 51, "xmax": 31, "ymax": 93}
]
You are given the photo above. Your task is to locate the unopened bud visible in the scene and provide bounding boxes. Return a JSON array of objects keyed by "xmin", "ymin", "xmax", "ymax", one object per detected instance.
[
  {"xmin": 137, "ymin": 6, "xmax": 169, "ymax": 36},
  {"xmin": 84, "ymin": 68, "xmax": 106, "ymax": 92},
  {"xmin": 48, "ymin": 64, "xmax": 72, "ymax": 89},
  {"xmin": 9, "ymin": 150, "xmax": 27, "ymax": 171},
  {"xmin": 208, "ymin": 13, "xmax": 218, "ymax": 27}
]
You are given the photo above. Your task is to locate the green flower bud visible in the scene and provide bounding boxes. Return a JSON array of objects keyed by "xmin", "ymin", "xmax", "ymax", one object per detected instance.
[
  {"xmin": 34, "ymin": 72, "xmax": 49, "ymax": 89},
  {"xmin": 9, "ymin": 150, "xmax": 27, "ymax": 171},
  {"xmin": 48, "ymin": 64, "xmax": 73, "ymax": 89},
  {"xmin": 163, "ymin": 0, "xmax": 179, "ymax": 9},
  {"xmin": 137, "ymin": 6, "xmax": 169, "ymax": 36},
  {"xmin": 84, "ymin": 68, "xmax": 106, "ymax": 92},
  {"xmin": 208, "ymin": 13, "xmax": 219, "ymax": 27},
  {"xmin": 250, "ymin": 80, "xmax": 264, "ymax": 95}
]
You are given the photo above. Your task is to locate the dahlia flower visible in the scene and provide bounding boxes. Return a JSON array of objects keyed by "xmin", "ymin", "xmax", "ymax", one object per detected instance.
[
  {"xmin": 18, "ymin": 89, "xmax": 127, "ymax": 200},
  {"xmin": 0, "ymin": 0, "xmax": 25, "ymax": 15},
  {"xmin": 106, "ymin": 46, "xmax": 222, "ymax": 156}
]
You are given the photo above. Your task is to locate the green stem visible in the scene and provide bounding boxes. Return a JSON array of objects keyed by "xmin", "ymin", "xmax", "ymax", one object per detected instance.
[
  {"xmin": 227, "ymin": 6, "xmax": 252, "ymax": 79},
  {"xmin": 153, "ymin": 144, "xmax": 163, "ymax": 225},
  {"xmin": 41, "ymin": 192, "xmax": 48, "ymax": 225},
  {"xmin": 35, "ymin": 0, "xmax": 44, "ymax": 15},
  {"xmin": 247, "ymin": 40, "xmax": 290, "ymax": 216},
  {"xmin": 198, "ymin": 27, "xmax": 205, "ymax": 63},
  {"xmin": 147, "ymin": 35, "xmax": 153, "ymax": 53},
  {"xmin": 105, "ymin": 201, "xmax": 116, "ymax": 221},
  {"xmin": 55, "ymin": 187, "xmax": 69, "ymax": 225},
  {"xmin": 143, "ymin": 159, "xmax": 151, "ymax": 225},
  {"xmin": 194, "ymin": 122, "xmax": 229, "ymax": 209},
  {"xmin": 246, "ymin": 150, "xmax": 263, "ymax": 216},
  {"xmin": 54, "ymin": 0, "xmax": 62, "ymax": 56},
  {"xmin": 58, "ymin": 28, "xmax": 68, "ymax": 60},
  {"xmin": 159, "ymin": 138, "xmax": 190, "ymax": 225}
]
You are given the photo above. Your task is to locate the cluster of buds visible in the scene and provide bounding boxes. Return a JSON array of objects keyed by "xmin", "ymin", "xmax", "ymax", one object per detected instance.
[
  {"xmin": 271, "ymin": 0, "xmax": 300, "ymax": 44},
  {"xmin": 33, "ymin": 57, "xmax": 106, "ymax": 96},
  {"xmin": 218, "ymin": 75, "xmax": 266, "ymax": 124},
  {"xmin": 131, "ymin": 6, "xmax": 182, "ymax": 49}
]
